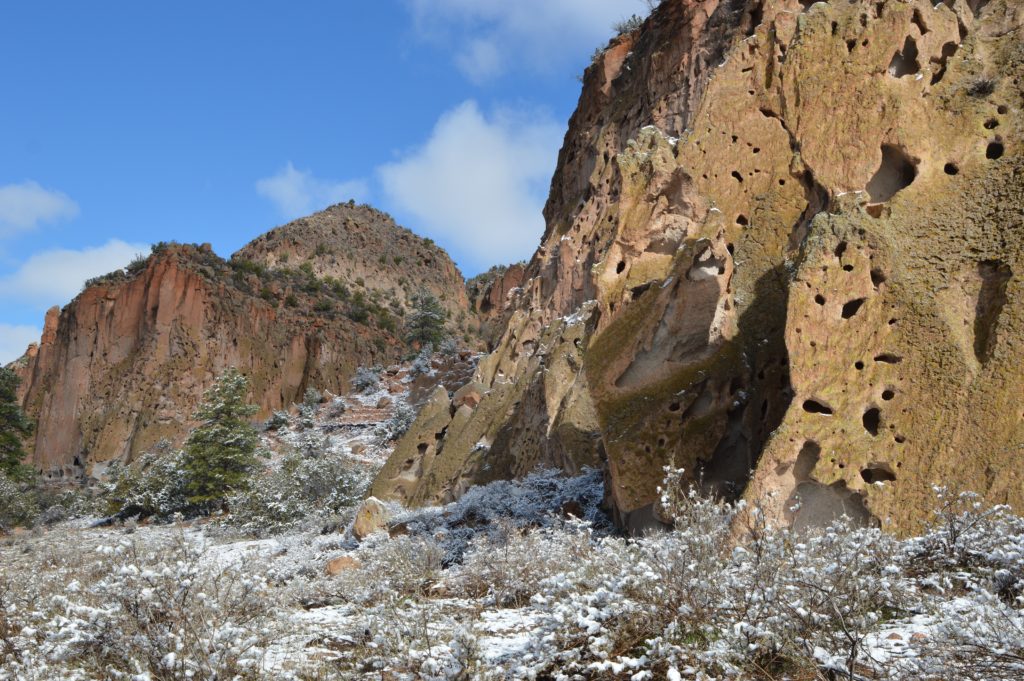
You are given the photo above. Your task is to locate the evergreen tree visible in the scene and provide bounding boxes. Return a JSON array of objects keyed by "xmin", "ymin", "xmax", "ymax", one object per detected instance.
[
  {"xmin": 0, "ymin": 367, "xmax": 33, "ymax": 481},
  {"xmin": 182, "ymin": 368, "xmax": 259, "ymax": 510},
  {"xmin": 405, "ymin": 293, "xmax": 447, "ymax": 348}
]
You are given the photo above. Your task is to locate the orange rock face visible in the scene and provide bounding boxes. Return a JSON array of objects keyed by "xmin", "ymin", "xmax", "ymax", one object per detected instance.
[{"xmin": 14, "ymin": 205, "xmax": 473, "ymax": 482}]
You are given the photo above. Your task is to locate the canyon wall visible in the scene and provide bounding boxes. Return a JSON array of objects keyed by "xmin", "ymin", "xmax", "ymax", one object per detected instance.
[
  {"xmin": 373, "ymin": 0, "xmax": 1023, "ymax": 534},
  {"xmin": 12, "ymin": 205, "xmax": 472, "ymax": 481}
]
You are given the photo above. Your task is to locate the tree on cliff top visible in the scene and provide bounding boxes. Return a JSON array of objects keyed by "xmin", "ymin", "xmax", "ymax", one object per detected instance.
[
  {"xmin": 0, "ymin": 367, "xmax": 34, "ymax": 482},
  {"xmin": 182, "ymin": 368, "xmax": 260, "ymax": 511}
]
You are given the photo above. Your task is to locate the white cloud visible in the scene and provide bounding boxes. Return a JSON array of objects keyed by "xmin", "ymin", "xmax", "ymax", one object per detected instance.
[
  {"xmin": 256, "ymin": 162, "xmax": 369, "ymax": 219},
  {"xmin": 0, "ymin": 324, "xmax": 41, "ymax": 366},
  {"xmin": 408, "ymin": 0, "xmax": 647, "ymax": 81},
  {"xmin": 0, "ymin": 181, "xmax": 79, "ymax": 238},
  {"xmin": 0, "ymin": 239, "xmax": 149, "ymax": 309},
  {"xmin": 378, "ymin": 100, "xmax": 562, "ymax": 271}
]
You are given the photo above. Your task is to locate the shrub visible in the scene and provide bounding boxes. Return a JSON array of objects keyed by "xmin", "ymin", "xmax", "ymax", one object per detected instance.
[
  {"xmin": 284, "ymin": 293, "xmax": 299, "ymax": 308},
  {"xmin": 375, "ymin": 403, "xmax": 416, "ymax": 442},
  {"xmin": 303, "ymin": 387, "xmax": 323, "ymax": 408},
  {"xmin": 125, "ymin": 253, "xmax": 148, "ymax": 276},
  {"xmin": 0, "ymin": 472, "xmax": 38, "ymax": 531},
  {"xmin": 351, "ymin": 366, "xmax": 381, "ymax": 393},
  {"xmin": 409, "ymin": 344, "xmax": 434, "ymax": 377},
  {"xmin": 181, "ymin": 368, "xmax": 260, "ymax": 511},
  {"xmin": 44, "ymin": 532, "xmax": 274, "ymax": 678},
  {"xmin": 263, "ymin": 410, "xmax": 290, "ymax": 431},
  {"xmin": 613, "ymin": 14, "xmax": 645, "ymax": 35},
  {"xmin": 226, "ymin": 445, "xmax": 369, "ymax": 536},
  {"xmin": 105, "ymin": 447, "xmax": 191, "ymax": 519}
]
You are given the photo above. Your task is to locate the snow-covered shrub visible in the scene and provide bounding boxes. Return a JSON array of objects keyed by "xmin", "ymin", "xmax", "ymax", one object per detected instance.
[
  {"xmin": 409, "ymin": 344, "xmax": 434, "ymax": 377},
  {"xmin": 226, "ymin": 444, "xmax": 370, "ymax": 536},
  {"xmin": 39, "ymin": 532, "xmax": 273, "ymax": 679},
  {"xmin": 0, "ymin": 473, "xmax": 38, "ymax": 532},
  {"xmin": 263, "ymin": 410, "xmax": 290, "ymax": 431},
  {"xmin": 104, "ymin": 448, "xmax": 192, "ymax": 519},
  {"xmin": 351, "ymin": 366, "xmax": 381, "ymax": 392},
  {"xmin": 325, "ymin": 397, "xmax": 347, "ymax": 419},
  {"xmin": 453, "ymin": 519, "xmax": 596, "ymax": 607},
  {"xmin": 375, "ymin": 402, "xmax": 417, "ymax": 442},
  {"xmin": 303, "ymin": 386, "xmax": 323, "ymax": 407},
  {"xmin": 438, "ymin": 337, "xmax": 460, "ymax": 357}
]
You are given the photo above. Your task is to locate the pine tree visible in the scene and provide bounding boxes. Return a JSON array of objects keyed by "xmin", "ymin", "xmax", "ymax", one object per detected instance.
[
  {"xmin": 0, "ymin": 367, "xmax": 33, "ymax": 481},
  {"xmin": 405, "ymin": 293, "xmax": 447, "ymax": 348},
  {"xmin": 182, "ymin": 368, "xmax": 259, "ymax": 511}
]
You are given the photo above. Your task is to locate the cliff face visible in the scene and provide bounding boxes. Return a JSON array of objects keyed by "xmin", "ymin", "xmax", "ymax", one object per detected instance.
[
  {"xmin": 14, "ymin": 205, "xmax": 472, "ymax": 481},
  {"xmin": 373, "ymin": 0, "xmax": 1023, "ymax": 534}
]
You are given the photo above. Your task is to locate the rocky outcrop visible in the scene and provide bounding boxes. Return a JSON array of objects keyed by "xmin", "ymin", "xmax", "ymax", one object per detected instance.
[
  {"xmin": 466, "ymin": 264, "xmax": 527, "ymax": 347},
  {"xmin": 14, "ymin": 205, "xmax": 473, "ymax": 481},
  {"xmin": 236, "ymin": 202, "xmax": 472, "ymax": 333},
  {"xmin": 374, "ymin": 0, "xmax": 1023, "ymax": 534}
]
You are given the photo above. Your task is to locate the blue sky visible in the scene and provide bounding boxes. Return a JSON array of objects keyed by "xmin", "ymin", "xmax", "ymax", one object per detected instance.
[{"xmin": 0, "ymin": 0, "xmax": 648, "ymax": 363}]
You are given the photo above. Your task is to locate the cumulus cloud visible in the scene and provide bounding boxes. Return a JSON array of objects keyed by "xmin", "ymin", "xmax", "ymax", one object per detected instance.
[
  {"xmin": 407, "ymin": 0, "xmax": 647, "ymax": 81},
  {"xmin": 0, "ymin": 239, "xmax": 149, "ymax": 309},
  {"xmin": 378, "ymin": 100, "xmax": 562, "ymax": 271},
  {"xmin": 256, "ymin": 163, "xmax": 369, "ymax": 219},
  {"xmin": 0, "ymin": 324, "xmax": 41, "ymax": 366},
  {"xmin": 0, "ymin": 180, "xmax": 79, "ymax": 238}
]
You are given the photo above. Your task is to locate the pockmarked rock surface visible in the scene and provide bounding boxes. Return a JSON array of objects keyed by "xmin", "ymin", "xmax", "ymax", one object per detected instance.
[
  {"xmin": 374, "ymin": 0, "xmax": 1023, "ymax": 533},
  {"xmin": 11, "ymin": 205, "xmax": 472, "ymax": 481}
]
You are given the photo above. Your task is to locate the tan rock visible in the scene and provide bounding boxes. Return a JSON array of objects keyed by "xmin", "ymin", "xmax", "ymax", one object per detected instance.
[
  {"xmin": 452, "ymin": 382, "xmax": 485, "ymax": 409},
  {"xmin": 371, "ymin": 0, "xmax": 1024, "ymax": 534},
  {"xmin": 376, "ymin": 396, "xmax": 392, "ymax": 409},
  {"xmin": 352, "ymin": 497, "xmax": 389, "ymax": 540},
  {"xmin": 325, "ymin": 555, "xmax": 360, "ymax": 576}
]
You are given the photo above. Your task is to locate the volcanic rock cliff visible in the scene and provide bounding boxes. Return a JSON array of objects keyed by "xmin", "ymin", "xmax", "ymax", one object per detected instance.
[
  {"xmin": 372, "ymin": 0, "xmax": 1023, "ymax": 534},
  {"xmin": 13, "ymin": 204, "xmax": 472, "ymax": 481}
]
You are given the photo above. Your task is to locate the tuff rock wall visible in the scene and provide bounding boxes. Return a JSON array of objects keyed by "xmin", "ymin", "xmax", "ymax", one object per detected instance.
[{"xmin": 373, "ymin": 0, "xmax": 1023, "ymax": 534}]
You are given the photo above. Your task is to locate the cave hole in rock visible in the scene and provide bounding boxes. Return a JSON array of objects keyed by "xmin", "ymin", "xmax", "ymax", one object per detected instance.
[
  {"xmin": 841, "ymin": 298, "xmax": 867, "ymax": 319},
  {"xmin": 855, "ymin": 360, "xmax": 865, "ymax": 370},
  {"xmin": 888, "ymin": 36, "xmax": 920, "ymax": 77},
  {"xmin": 844, "ymin": 264, "xmax": 854, "ymax": 272},
  {"xmin": 986, "ymin": 141, "xmax": 1004, "ymax": 160},
  {"xmin": 912, "ymin": 8, "xmax": 929, "ymax": 34},
  {"xmin": 803, "ymin": 399, "xmax": 834, "ymax": 415},
  {"xmin": 894, "ymin": 434, "xmax": 906, "ymax": 444},
  {"xmin": 668, "ymin": 401, "xmax": 681, "ymax": 412},
  {"xmin": 998, "ymin": 104, "xmax": 1009, "ymax": 114},
  {"xmin": 974, "ymin": 260, "xmax": 1012, "ymax": 363},
  {"xmin": 616, "ymin": 260, "xmax": 626, "ymax": 274},
  {"xmin": 930, "ymin": 42, "xmax": 959, "ymax": 85},
  {"xmin": 73, "ymin": 457, "xmax": 82, "ymax": 467},
  {"xmin": 867, "ymin": 145, "xmax": 918, "ymax": 203},
  {"xmin": 870, "ymin": 268, "xmax": 887, "ymax": 288},
  {"xmin": 731, "ymin": 170, "xmax": 744, "ymax": 183},
  {"xmin": 874, "ymin": 353, "xmax": 903, "ymax": 364},
  {"xmin": 814, "ymin": 294, "xmax": 826, "ymax": 305},
  {"xmin": 417, "ymin": 443, "xmax": 429, "ymax": 455},
  {"xmin": 882, "ymin": 389, "xmax": 895, "ymax": 401},
  {"xmin": 736, "ymin": 214, "xmax": 749, "ymax": 226},
  {"xmin": 863, "ymin": 408, "xmax": 882, "ymax": 436},
  {"xmin": 985, "ymin": 118, "xmax": 1000, "ymax": 130},
  {"xmin": 835, "ymin": 241, "xmax": 848, "ymax": 259},
  {"xmin": 860, "ymin": 463, "xmax": 896, "ymax": 483},
  {"xmin": 944, "ymin": 162, "xmax": 960, "ymax": 175},
  {"xmin": 794, "ymin": 441, "xmax": 821, "ymax": 481}
]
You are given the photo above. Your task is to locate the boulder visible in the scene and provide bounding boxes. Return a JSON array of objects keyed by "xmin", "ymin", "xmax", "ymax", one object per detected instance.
[{"xmin": 352, "ymin": 497, "xmax": 389, "ymax": 540}]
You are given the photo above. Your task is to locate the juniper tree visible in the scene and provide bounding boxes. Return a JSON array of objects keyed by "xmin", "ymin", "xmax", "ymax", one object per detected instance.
[
  {"xmin": 0, "ymin": 367, "xmax": 33, "ymax": 481},
  {"xmin": 182, "ymin": 368, "xmax": 260, "ymax": 511},
  {"xmin": 405, "ymin": 293, "xmax": 446, "ymax": 348}
]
